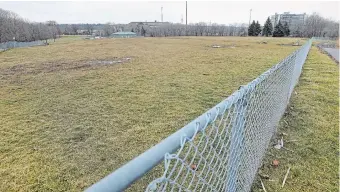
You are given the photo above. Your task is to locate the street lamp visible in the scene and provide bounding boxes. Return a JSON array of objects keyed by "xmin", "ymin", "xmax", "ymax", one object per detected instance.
[{"xmin": 249, "ymin": 9, "xmax": 252, "ymax": 26}]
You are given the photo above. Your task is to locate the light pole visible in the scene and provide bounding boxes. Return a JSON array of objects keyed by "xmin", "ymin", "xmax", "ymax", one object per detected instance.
[
  {"xmin": 186, "ymin": 1, "xmax": 187, "ymax": 26},
  {"xmin": 185, "ymin": 1, "xmax": 188, "ymax": 36},
  {"xmin": 249, "ymin": 9, "xmax": 252, "ymax": 26}
]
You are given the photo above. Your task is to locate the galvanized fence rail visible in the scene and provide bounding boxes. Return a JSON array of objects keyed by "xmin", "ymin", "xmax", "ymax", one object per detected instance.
[
  {"xmin": 0, "ymin": 40, "xmax": 45, "ymax": 52},
  {"xmin": 86, "ymin": 39, "xmax": 312, "ymax": 192}
]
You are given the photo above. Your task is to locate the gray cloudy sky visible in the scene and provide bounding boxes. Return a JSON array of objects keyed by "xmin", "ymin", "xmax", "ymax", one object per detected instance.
[{"xmin": 0, "ymin": 1, "xmax": 339, "ymax": 25}]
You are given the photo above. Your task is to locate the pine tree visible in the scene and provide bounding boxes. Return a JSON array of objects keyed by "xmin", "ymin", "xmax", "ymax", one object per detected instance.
[
  {"xmin": 262, "ymin": 17, "xmax": 273, "ymax": 37},
  {"xmin": 283, "ymin": 22, "xmax": 290, "ymax": 36},
  {"xmin": 273, "ymin": 21, "xmax": 284, "ymax": 37},
  {"xmin": 141, "ymin": 26, "xmax": 146, "ymax": 36},
  {"xmin": 248, "ymin": 20, "xmax": 256, "ymax": 36},
  {"xmin": 255, "ymin": 21, "xmax": 261, "ymax": 36},
  {"xmin": 268, "ymin": 19, "xmax": 273, "ymax": 36}
]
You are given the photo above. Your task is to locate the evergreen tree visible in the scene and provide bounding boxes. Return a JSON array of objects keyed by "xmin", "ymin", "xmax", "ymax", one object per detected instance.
[
  {"xmin": 273, "ymin": 21, "xmax": 284, "ymax": 37},
  {"xmin": 255, "ymin": 21, "xmax": 261, "ymax": 36},
  {"xmin": 248, "ymin": 20, "xmax": 256, "ymax": 36},
  {"xmin": 262, "ymin": 17, "xmax": 273, "ymax": 37},
  {"xmin": 268, "ymin": 19, "xmax": 273, "ymax": 35},
  {"xmin": 283, "ymin": 22, "xmax": 290, "ymax": 36},
  {"xmin": 141, "ymin": 26, "xmax": 146, "ymax": 36}
]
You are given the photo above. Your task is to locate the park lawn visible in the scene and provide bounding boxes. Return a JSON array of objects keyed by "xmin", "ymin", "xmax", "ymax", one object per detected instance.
[
  {"xmin": 0, "ymin": 36, "xmax": 303, "ymax": 191},
  {"xmin": 253, "ymin": 46, "xmax": 339, "ymax": 192}
]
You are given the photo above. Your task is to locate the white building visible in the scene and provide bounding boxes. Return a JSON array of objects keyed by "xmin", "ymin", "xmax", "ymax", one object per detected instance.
[{"xmin": 270, "ymin": 12, "xmax": 306, "ymax": 27}]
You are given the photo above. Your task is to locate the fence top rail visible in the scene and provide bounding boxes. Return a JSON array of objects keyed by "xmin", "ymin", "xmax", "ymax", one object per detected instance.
[
  {"xmin": 85, "ymin": 39, "xmax": 312, "ymax": 192},
  {"xmin": 0, "ymin": 40, "xmax": 44, "ymax": 44}
]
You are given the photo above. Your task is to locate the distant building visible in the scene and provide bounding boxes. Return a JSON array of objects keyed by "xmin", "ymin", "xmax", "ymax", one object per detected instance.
[
  {"xmin": 88, "ymin": 30, "xmax": 104, "ymax": 37},
  {"xmin": 129, "ymin": 21, "xmax": 170, "ymax": 28},
  {"xmin": 110, "ymin": 32, "xmax": 137, "ymax": 38},
  {"xmin": 270, "ymin": 12, "xmax": 306, "ymax": 27},
  {"xmin": 76, "ymin": 30, "xmax": 88, "ymax": 35},
  {"xmin": 127, "ymin": 21, "xmax": 171, "ymax": 37}
]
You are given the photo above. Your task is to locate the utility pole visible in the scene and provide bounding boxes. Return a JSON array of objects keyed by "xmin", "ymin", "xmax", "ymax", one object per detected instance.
[
  {"xmin": 161, "ymin": 6, "xmax": 163, "ymax": 22},
  {"xmin": 249, "ymin": 9, "xmax": 252, "ymax": 26},
  {"xmin": 248, "ymin": 9, "xmax": 252, "ymax": 36},
  {"xmin": 186, "ymin": 1, "xmax": 188, "ymax": 36}
]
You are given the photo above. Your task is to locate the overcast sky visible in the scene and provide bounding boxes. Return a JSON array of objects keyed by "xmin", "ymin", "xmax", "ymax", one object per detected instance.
[{"xmin": 0, "ymin": 1, "xmax": 339, "ymax": 25}]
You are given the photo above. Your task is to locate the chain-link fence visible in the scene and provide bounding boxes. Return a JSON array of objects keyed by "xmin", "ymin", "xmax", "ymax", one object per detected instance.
[
  {"xmin": 316, "ymin": 41, "xmax": 337, "ymax": 49},
  {"xmin": 312, "ymin": 36, "xmax": 338, "ymax": 41},
  {"xmin": 0, "ymin": 40, "xmax": 45, "ymax": 52},
  {"xmin": 86, "ymin": 39, "xmax": 312, "ymax": 192}
]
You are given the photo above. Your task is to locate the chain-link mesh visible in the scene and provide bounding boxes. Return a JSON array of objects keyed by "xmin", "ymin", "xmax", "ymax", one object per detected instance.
[
  {"xmin": 0, "ymin": 40, "xmax": 45, "ymax": 51},
  {"xmin": 312, "ymin": 36, "xmax": 337, "ymax": 41},
  {"xmin": 146, "ymin": 40, "xmax": 312, "ymax": 192}
]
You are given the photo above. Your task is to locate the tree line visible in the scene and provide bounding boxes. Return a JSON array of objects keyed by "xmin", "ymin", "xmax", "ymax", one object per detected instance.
[
  {"xmin": 0, "ymin": 8, "xmax": 60, "ymax": 43},
  {"xmin": 0, "ymin": 7, "xmax": 338, "ymax": 43},
  {"xmin": 60, "ymin": 22, "xmax": 250, "ymax": 37},
  {"xmin": 126, "ymin": 12, "xmax": 338, "ymax": 38},
  {"xmin": 135, "ymin": 22, "xmax": 249, "ymax": 37}
]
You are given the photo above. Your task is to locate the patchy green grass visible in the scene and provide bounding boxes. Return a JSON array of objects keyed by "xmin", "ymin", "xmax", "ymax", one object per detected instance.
[
  {"xmin": 253, "ymin": 47, "xmax": 338, "ymax": 192},
  {"xmin": 0, "ymin": 36, "xmax": 304, "ymax": 191}
]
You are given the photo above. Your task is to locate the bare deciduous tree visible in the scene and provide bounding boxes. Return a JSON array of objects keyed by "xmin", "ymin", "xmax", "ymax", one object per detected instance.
[
  {"xmin": 86, "ymin": 23, "xmax": 94, "ymax": 35},
  {"xmin": 0, "ymin": 8, "xmax": 56, "ymax": 43},
  {"xmin": 103, "ymin": 22, "xmax": 116, "ymax": 37},
  {"xmin": 71, "ymin": 24, "xmax": 79, "ymax": 35},
  {"xmin": 46, "ymin": 20, "xmax": 59, "ymax": 42}
]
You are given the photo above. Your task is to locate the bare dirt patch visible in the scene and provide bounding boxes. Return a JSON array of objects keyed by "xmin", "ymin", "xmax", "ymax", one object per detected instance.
[
  {"xmin": 277, "ymin": 41, "xmax": 302, "ymax": 46},
  {"xmin": 0, "ymin": 57, "xmax": 133, "ymax": 77},
  {"xmin": 210, "ymin": 44, "xmax": 236, "ymax": 48},
  {"xmin": 86, "ymin": 57, "xmax": 132, "ymax": 65}
]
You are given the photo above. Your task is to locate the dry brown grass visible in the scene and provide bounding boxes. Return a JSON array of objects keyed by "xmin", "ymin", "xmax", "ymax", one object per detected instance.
[
  {"xmin": 253, "ymin": 47, "xmax": 338, "ymax": 192},
  {"xmin": 0, "ymin": 36, "xmax": 303, "ymax": 191}
]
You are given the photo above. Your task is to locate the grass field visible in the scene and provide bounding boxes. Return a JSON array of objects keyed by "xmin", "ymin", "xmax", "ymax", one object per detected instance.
[
  {"xmin": 253, "ymin": 47, "xmax": 338, "ymax": 191},
  {"xmin": 1, "ymin": 36, "xmax": 305, "ymax": 191}
]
